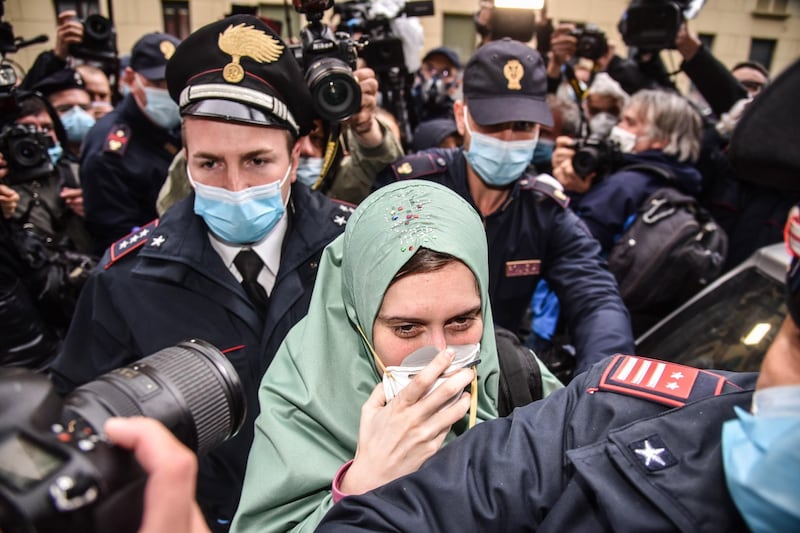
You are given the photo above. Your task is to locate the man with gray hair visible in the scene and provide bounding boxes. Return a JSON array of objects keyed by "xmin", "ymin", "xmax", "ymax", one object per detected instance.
[{"xmin": 552, "ymin": 88, "xmax": 704, "ymax": 252}]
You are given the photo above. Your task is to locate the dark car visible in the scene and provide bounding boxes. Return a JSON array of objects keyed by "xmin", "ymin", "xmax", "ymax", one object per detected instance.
[{"xmin": 635, "ymin": 243, "xmax": 789, "ymax": 372}]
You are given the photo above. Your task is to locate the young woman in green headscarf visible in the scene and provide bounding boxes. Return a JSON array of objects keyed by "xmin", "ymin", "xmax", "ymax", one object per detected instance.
[{"xmin": 232, "ymin": 180, "xmax": 530, "ymax": 532}]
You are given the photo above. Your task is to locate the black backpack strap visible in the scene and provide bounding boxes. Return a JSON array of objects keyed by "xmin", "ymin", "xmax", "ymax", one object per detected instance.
[
  {"xmin": 618, "ymin": 163, "xmax": 676, "ymax": 184},
  {"xmin": 494, "ymin": 325, "xmax": 544, "ymax": 416}
]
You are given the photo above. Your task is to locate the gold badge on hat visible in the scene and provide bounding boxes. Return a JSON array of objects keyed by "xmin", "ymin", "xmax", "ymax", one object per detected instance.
[
  {"xmin": 160, "ymin": 40, "xmax": 176, "ymax": 60},
  {"xmin": 503, "ymin": 59, "xmax": 524, "ymax": 91},
  {"xmin": 218, "ymin": 23, "xmax": 284, "ymax": 84},
  {"xmin": 397, "ymin": 162, "xmax": 413, "ymax": 175}
]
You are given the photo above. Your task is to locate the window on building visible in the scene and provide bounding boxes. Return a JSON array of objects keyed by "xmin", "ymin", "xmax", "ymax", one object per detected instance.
[
  {"xmin": 755, "ymin": 0, "xmax": 789, "ymax": 15},
  {"xmin": 162, "ymin": 1, "xmax": 190, "ymax": 40},
  {"xmin": 442, "ymin": 14, "xmax": 476, "ymax": 69},
  {"xmin": 698, "ymin": 33, "xmax": 715, "ymax": 52},
  {"xmin": 257, "ymin": 4, "xmax": 302, "ymax": 43},
  {"xmin": 53, "ymin": 0, "xmax": 100, "ymax": 18},
  {"xmin": 749, "ymin": 38, "xmax": 776, "ymax": 72}
]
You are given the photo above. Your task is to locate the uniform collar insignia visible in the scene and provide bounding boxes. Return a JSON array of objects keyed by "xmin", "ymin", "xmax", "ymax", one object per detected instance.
[
  {"xmin": 503, "ymin": 59, "xmax": 524, "ymax": 91},
  {"xmin": 628, "ymin": 434, "xmax": 677, "ymax": 472},
  {"xmin": 218, "ymin": 22, "xmax": 284, "ymax": 83}
]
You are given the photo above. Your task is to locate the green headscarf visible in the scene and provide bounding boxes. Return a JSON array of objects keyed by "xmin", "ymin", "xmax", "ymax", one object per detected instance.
[{"xmin": 231, "ymin": 180, "xmax": 499, "ymax": 533}]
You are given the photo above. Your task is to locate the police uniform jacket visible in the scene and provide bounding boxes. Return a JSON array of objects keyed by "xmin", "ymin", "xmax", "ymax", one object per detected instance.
[
  {"xmin": 376, "ymin": 148, "xmax": 634, "ymax": 372},
  {"xmin": 80, "ymin": 94, "xmax": 182, "ymax": 253},
  {"xmin": 48, "ymin": 183, "xmax": 352, "ymax": 524},
  {"xmin": 319, "ymin": 355, "xmax": 757, "ymax": 532}
]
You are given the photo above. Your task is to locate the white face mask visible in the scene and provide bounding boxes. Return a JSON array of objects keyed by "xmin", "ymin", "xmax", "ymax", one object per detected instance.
[
  {"xmin": 608, "ymin": 125, "xmax": 638, "ymax": 153},
  {"xmin": 382, "ymin": 343, "xmax": 480, "ymax": 404}
]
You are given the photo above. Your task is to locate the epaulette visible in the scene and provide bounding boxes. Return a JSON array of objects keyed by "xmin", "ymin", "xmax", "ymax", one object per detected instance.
[
  {"xmin": 391, "ymin": 153, "xmax": 448, "ymax": 181},
  {"xmin": 105, "ymin": 219, "xmax": 159, "ymax": 269},
  {"xmin": 330, "ymin": 200, "xmax": 355, "ymax": 228},
  {"xmin": 519, "ymin": 173, "xmax": 570, "ymax": 208},
  {"xmin": 596, "ymin": 354, "xmax": 741, "ymax": 408},
  {"xmin": 104, "ymin": 124, "xmax": 132, "ymax": 156}
]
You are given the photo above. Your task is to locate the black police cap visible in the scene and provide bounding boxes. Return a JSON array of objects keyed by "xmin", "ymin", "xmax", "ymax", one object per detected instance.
[
  {"xmin": 30, "ymin": 68, "xmax": 86, "ymax": 97},
  {"xmin": 165, "ymin": 15, "xmax": 314, "ymax": 137}
]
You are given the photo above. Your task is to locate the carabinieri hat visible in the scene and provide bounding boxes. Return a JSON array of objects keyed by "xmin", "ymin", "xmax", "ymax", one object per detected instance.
[{"xmin": 165, "ymin": 14, "xmax": 314, "ymax": 137}]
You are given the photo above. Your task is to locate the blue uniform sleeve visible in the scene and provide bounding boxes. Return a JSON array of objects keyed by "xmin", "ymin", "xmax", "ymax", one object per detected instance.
[
  {"xmin": 543, "ymin": 207, "xmax": 634, "ymax": 373},
  {"xmin": 316, "ymin": 376, "xmax": 586, "ymax": 531}
]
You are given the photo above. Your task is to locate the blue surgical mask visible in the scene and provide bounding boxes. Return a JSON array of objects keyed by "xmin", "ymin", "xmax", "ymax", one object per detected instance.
[
  {"xmin": 296, "ymin": 156, "xmax": 324, "ymax": 188},
  {"xmin": 138, "ymin": 77, "xmax": 181, "ymax": 130},
  {"xmin": 60, "ymin": 105, "xmax": 96, "ymax": 144},
  {"xmin": 189, "ymin": 165, "xmax": 292, "ymax": 244},
  {"xmin": 722, "ymin": 385, "xmax": 800, "ymax": 533},
  {"xmin": 463, "ymin": 106, "xmax": 538, "ymax": 186},
  {"xmin": 48, "ymin": 142, "xmax": 63, "ymax": 166},
  {"xmin": 532, "ymin": 139, "xmax": 554, "ymax": 171}
]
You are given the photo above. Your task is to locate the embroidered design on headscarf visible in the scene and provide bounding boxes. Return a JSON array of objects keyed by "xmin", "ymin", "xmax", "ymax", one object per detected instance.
[{"xmin": 384, "ymin": 191, "xmax": 438, "ymax": 252}]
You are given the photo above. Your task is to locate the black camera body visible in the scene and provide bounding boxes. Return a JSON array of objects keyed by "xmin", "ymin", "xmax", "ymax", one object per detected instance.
[
  {"xmin": 618, "ymin": 0, "xmax": 692, "ymax": 51},
  {"xmin": 0, "ymin": 123, "xmax": 54, "ymax": 185},
  {"xmin": 68, "ymin": 14, "xmax": 117, "ymax": 61},
  {"xmin": 571, "ymin": 25, "xmax": 609, "ymax": 61},
  {"xmin": 571, "ymin": 137, "xmax": 624, "ymax": 179},
  {"xmin": 291, "ymin": 0, "xmax": 361, "ymax": 122},
  {"xmin": 0, "ymin": 340, "xmax": 245, "ymax": 533}
]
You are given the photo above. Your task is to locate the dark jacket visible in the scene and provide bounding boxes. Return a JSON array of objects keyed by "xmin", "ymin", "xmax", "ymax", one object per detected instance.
[
  {"xmin": 47, "ymin": 184, "xmax": 351, "ymax": 528},
  {"xmin": 318, "ymin": 355, "xmax": 757, "ymax": 532},
  {"xmin": 80, "ymin": 95, "xmax": 182, "ymax": 253},
  {"xmin": 375, "ymin": 148, "xmax": 633, "ymax": 373},
  {"xmin": 571, "ymin": 151, "xmax": 704, "ymax": 252},
  {"xmin": 681, "ymin": 45, "xmax": 748, "ymax": 118}
]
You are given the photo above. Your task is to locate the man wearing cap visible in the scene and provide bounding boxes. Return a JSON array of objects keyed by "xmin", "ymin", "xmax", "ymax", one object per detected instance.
[
  {"xmin": 377, "ymin": 39, "xmax": 633, "ymax": 374},
  {"xmin": 47, "ymin": 15, "xmax": 352, "ymax": 532},
  {"xmin": 78, "ymin": 31, "xmax": 183, "ymax": 253},
  {"xmin": 410, "ymin": 46, "xmax": 462, "ymax": 127}
]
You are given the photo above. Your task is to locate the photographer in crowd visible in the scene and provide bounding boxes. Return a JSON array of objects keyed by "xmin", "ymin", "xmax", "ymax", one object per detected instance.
[{"xmin": 47, "ymin": 15, "xmax": 352, "ymax": 531}]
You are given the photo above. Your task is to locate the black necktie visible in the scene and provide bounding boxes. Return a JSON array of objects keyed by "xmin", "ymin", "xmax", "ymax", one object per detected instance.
[{"xmin": 234, "ymin": 249, "xmax": 268, "ymax": 318}]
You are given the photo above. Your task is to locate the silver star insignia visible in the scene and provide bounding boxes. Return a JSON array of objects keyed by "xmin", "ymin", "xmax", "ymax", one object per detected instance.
[
  {"xmin": 671, "ymin": 371, "xmax": 684, "ymax": 380},
  {"xmin": 666, "ymin": 382, "xmax": 679, "ymax": 391},
  {"xmin": 635, "ymin": 440, "xmax": 666, "ymax": 468},
  {"xmin": 119, "ymin": 239, "xmax": 130, "ymax": 249},
  {"xmin": 151, "ymin": 235, "xmax": 166, "ymax": 247},
  {"xmin": 333, "ymin": 215, "xmax": 347, "ymax": 226}
]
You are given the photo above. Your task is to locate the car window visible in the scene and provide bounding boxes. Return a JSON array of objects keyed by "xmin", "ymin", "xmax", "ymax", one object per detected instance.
[{"xmin": 636, "ymin": 268, "xmax": 786, "ymax": 372}]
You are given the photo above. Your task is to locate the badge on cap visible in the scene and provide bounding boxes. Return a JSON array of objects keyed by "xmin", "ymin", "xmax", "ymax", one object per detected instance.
[
  {"xmin": 218, "ymin": 23, "xmax": 284, "ymax": 84},
  {"xmin": 160, "ymin": 40, "xmax": 176, "ymax": 60},
  {"xmin": 503, "ymin": 59, "xmax": 524, "ymax": 90}
]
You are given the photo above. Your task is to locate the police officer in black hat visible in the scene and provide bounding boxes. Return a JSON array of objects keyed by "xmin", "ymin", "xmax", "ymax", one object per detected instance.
[
  {"xmin": 48, "ymin": 15, "xmax": 352, "ymax": 532},
  {"xmin": 376, "ymin": 38, "xmax": 633, "ymax": 375},
  {"xmin": 79, "ymin": 31, "xmax": 183, "ymax": 254}
]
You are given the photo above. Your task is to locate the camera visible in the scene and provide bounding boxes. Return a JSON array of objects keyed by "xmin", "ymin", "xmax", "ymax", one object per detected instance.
[
  {"xmin": 68, "ymin": 14, "xmax": 117, "ymax": 61},
  {"xmin": 0, "ymin": 339, "xmax": 246, "ymax": 533},
  {"xmin": 570, "ymin": 112, "xmax": 623, "ymax": 179},
  {"xmin": 618, "ymin": 0, "xmax": 705, "ymax": 51},
  {"xmin": 571, "ymin": 24, "xmax": 609, "ymax": 61},
  {"xmin": 291, "ymin": 0, "xmax": 361, "ymax": 122},
  {"xmin": 0, "ymin": 123, "xmax": 54, "ymax": 185}
]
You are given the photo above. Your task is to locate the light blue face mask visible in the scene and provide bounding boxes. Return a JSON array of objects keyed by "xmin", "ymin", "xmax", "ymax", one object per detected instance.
[
  {"xmin": 532, "ymin": 139, "xmax": 554, "ymax": 171},
  {"xmin": 139, "ymin": 78, "xmax": 181, "ymax": 130},
  {"xmin": 48, "ymin": 142, "xmax": 63, "ymax": 166},
  {"xmin": 722, "ymin": 385, "xmax": 800, "ymax": 533},
  {"xmin": 296, "ymin": 156, "xmax": 324, "ymax": 188},
  {"xmin": 60, "ymin": 105, "xmax": 96, "ymax": 144},
  {"xmin": 463, "ymin": 105, "xmax": 538, "ymax": 187},
  {"xmin": 189, "ymin": 165, "xmax": 292, "ymax": 244}
]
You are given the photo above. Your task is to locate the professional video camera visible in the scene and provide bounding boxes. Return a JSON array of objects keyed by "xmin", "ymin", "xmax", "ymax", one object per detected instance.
[
  {"xmin": 618, "ymin": 0, "xmax": 706, "ymax": 51},
  {"xmin": 571, "ymin": 24, "xmax": 609, "ymax": 61},
  {"xmin": 570, "ymin": 112, "xmax": 624, "ymax": 179},
  {"xmin": 0, "ymin": 339, "xmax": 245, "ymax": 533},
  {"xmin": 290, "ymin": 0, "xmax": 362, "ymax": 123},
  {"xmin": 68, "ymin": 14, "xmax": 117, "ymax": 62}
]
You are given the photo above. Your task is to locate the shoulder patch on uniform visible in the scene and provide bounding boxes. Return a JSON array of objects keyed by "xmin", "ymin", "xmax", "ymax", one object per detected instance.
[
  {"xmin": 597, "ymin": 354, "xmax": 728, "ymax": 408},
  {"xmin": 104, "ymin": 124, "xmax": 132, "ymax": 156},
  {"xmin": 391, "ymin": 153, "xmax": 447, "ymax": 181},
  {"xmin": 330, "ymin": 200, "xmax": 355, "ymax": 227},
  {"xmin": 520, "ymin": 174, "xmax": 570, "ymax": 208},
  {"xmin": 105, "ymin": 219, "xmax": 159, "ymax": 269}
]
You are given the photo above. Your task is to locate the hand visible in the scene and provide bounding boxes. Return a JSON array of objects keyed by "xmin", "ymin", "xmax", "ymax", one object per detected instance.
[
  {"xmin": 104, "ymin": 417, "xmax": 211, "ymax": 533},
  {"xmin": 552, "ymin": 136, "xmax": 593, "ymax": 194},
  {"xmin": 547, "ymin": 24, "xmax": 577, "ymax": 78},
  {"xmin": 344, "ymin": 67, "xmax": 382, "ymax": 148},
  {"xmin": 675, "ymin": 21, "xmax": 701, "ymax": 61},
  {"xmin": 60, "ymin": 186, "xmax": 85, "ymax": 217},
  {"xmin": 0, "ymin": 181, "xmax": 20, "ymax": 219},
  {"xmin": 54, "ymin": 10, "xmax": 84, "ymax": 60},
  {"xmin": 340, "ymin": 348, "xmax": 475, "ymax": 495}
]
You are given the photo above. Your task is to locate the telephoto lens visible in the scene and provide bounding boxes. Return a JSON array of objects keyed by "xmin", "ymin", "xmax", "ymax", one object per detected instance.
[{"xmin": 305, "ymin": 57, "xmax": 361, "ymax": 122}]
